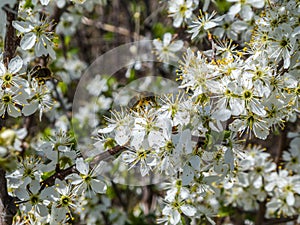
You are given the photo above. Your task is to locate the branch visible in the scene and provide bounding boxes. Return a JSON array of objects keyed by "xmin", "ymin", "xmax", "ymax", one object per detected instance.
[
  {"xmin": 0, "ymin": 3, "xmax": 20, "ymax": 225},
  {"xmin": 255, "ymin": 201, "xmax": 266, "ymax": 225},
  {"xmin": 81, "ymin": 16, "xmax": 143, "ymax": 40},
  {"xmin": 91, "ymin": 144, "xmax": 127, "ymax": 166},
  {"xmin": 0, "ymin": 168, "xmax": 17, "ymax": 225},
  {"xmin": 40, "ymin": 165, "xmax": 77, "ymax": 191},
  {"xmin": 3, "ymin": 2, "xmax": 20, "ymax": 63},
  {"xmin": 49, "ymin": 3, "xmax": 71, "ymax": 31},
  {"xmin": 39, "ymin": 145, "xmax": 127, "ymax": 191},
  {"xmin": 263, "ymin": 216, "xmax": 298, "ymax": 225}
]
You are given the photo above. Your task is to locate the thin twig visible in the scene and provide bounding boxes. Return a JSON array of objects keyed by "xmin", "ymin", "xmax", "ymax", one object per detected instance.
[
  {"xmin": 40, "ymin": 165, "xmax": 77, "ymax": 191},
  {"xmin": 81, "ymin": 17, "xmax": 143, "ymax": 40}
]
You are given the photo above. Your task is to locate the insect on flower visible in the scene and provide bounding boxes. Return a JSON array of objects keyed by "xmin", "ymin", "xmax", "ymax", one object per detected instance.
[
  {"xmin": 30, "ymin": 65, "xmax": 62, "ymax": 84},
  {"xmin": 128, "ymin": 91, "xmax": 159, "ymax": 112}
]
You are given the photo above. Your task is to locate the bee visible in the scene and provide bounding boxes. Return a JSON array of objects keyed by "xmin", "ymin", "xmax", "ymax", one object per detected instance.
[
  {"xmin": 128, "ymin": 91, "xmax": 159, "ymax": 112},
  {"xmin": 30, "ymin": 65, "xmax": 62, "ymax": 84}
]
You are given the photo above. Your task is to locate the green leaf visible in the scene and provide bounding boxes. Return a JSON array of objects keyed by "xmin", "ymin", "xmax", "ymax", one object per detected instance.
[
  {"xmin": 24, "ymin": 0, "xmax": 34, "ymax": 8},
  {"xmin": 41, "ymin": 170, "xmax": 56, "ymax": 180},
  {"xmin": 214, "ymin": 0, "xmax": 231, "ymax": 13}
]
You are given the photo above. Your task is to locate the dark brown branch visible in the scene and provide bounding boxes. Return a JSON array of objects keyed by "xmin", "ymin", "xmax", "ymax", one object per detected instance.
[
  {"xmin": 111, "ymin": 181, "xmax": 127, "ymax": 210},
  {"xmin": 0, "ymin": 3, "xmax": 20, "ymax": 225},
  {"xmin": 91, "ymin": 144, "xmax": 128, "ymax": 166},
  {"xmin": 40, "ymin": 165, "xmax": 77, "ymax": 191},
  {"xmin": 39, "ymin": 145, "xmax": 127, "ymax": 191},
  {"xmin": 49, "ymin": 3, "xmax": 71, "ymax": 31},
  {"xmin": 263, "ymin": 215, "xmax": 298, "ymax": 225},
  {"xmin": 255, "ymin": 201, "xmax": 266, "ymax": 225},
  {"xmin": 3, "ymin": 2, "xmax": 20, "ymax": 63},
  {"xmin": 0, "ymin": 168, "xmax": 17, "ymax": 225}
]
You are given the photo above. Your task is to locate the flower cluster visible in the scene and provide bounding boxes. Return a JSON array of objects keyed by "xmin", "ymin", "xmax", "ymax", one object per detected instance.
[{"xmin": 0, "ymin": 0, "xmax": 299, "ymax": 224}]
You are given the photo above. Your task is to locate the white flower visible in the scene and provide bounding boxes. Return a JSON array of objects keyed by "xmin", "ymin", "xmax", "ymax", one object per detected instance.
[
  {"xmin": 13, "ymin": 18, "xmax": 56, "ymax": 59},
  {"xmin": 159, "ymin": 184, "xmax": 196, "ymax": 224},
  {"xmin": 0, "ymin": 56, "xmax": 27, "ymax": 88},
  {"xmin": 227, "ymin": 0, "xmax": 264, "ymax": 20},
  {"xmin": 213, "ymin": 14, "xmax": 240, "ymax": 40},
  {"xmin": 153, "ymin": 33, "xmax": 183, "ymax": 63},
  {"xmin": 22, "ymin": 80, "xmax": 53, "ymax": 121},
  {"xmin": 268, "ymin": 25, "xmax": 296, "ymax": 69},
  {"xmin": 168, "ymin": 0, "xmax": 198, "ymax": 28},
  {"xmin": 7, "ymin": 155, "xmax": 41, "ymax": 188},
  {"xmin": 98, "ymin": 109, "xmax": 132, "ymax": 146},
  {"xmin": 0, "ymin": 89, "xmax": 25, "ymax": 118},
  {"xmin": 188, "ymin": 11, "xmax": 223, "ymax": 40},
  {"xmin": 56, "ymin": 13, "xmax": 81, "ymax": 36},
  {"xmin": 67, "ymin": 158, "xmax": 107, "ymax": 194},
  {"xmin": 40, "ymin": 130, "xmax": 73, "ymax": 152},
  {"xmin": 121, "ymin": 140, "xmax": 156, "ymax": 176},
  {"xmin": 52, "ymin": 180, "xmax": 78, "ymax": 222},
  {"xmin": 15, "ymin": 180, "xmax": 54, "ymax": 217},
  {"xmin": 282, "ymin": 137, "xmax": 300, "ymax": 173},
  {"xmin": 31, "ymin": 0, "xmax": 51, "ymax": 5}
]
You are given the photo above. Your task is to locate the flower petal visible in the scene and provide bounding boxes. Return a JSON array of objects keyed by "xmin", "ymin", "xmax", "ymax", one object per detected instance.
[
  {"xmin": 20, "ymin": 32, "xmax": 36, "ymax": 50},
  {"xmin": 8, "ymin": 55, "xmax": 23, "ymax": 74}
]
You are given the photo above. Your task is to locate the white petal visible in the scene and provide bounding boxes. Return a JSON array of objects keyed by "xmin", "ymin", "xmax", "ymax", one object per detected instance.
[
  {"xmin": 204, "ymin": 21, "xmax": 218, "ymax": 30},
  {"xmin": 22, "ymin": 101, "xmax": 39, "ymax": 116},
  {"xmin": 40, "ymin": 0, "xmax": 50, "ymax": 5},
  {"xmin": 91, "ymin": 179, "xmax": 106, "ymax": 193},
  {"xmin": 153, "ymin": 39, "xmax": 163, "ymax": 51},
  {"xmin": 212, "ymin": 108, "xmax": 231, "ymax": 121},
  {"xmin": 230, "ymin": 99, "xmax": 244, "ymax": 115},
  {"xmin": 131, "ymin": 129, "xmax": 145, "ymax": 149},
  {"xmin": 30, "ymin": 180, "xmax": 41, "ymax": 193},
  {"xmin": 228, "ymin": 3, "xmax": 241, "ymax": 16},
  {"xmin": 140, "ymin": 161, "xmax": 150, "ymax": 176},
  {"xmin": 12, "ymin": 21, "xmax": 34, "ymax": 33},
  {"xmin": 37, "ymin": 204, "xmax": 48, "ymax": 217},
  {"xmin": 8, "ymin": 55, "xmax": 23, "ymax": 74},
  {"xmin": 170, "ymin": 210, "xmax": 181, "ymax": 224},
  {"xmin": 76, "ymin": 158, "xmax": 89, "ymax": 175},
  {"xmin": 0, "ymin": 63, "xmax": 6, "ymax": 75},
  {"xmin": 173, "ymin": 16, "xmax": 183, "ymax": 28},
  {"xmin": 248, "ymin": 0, "xmax": 264, "ymax": 8},
  {"xmin": 7, "ymin": 104, "xmax": 21, "ymax": 117},
  {"xmin": 163, "ymin": 33, "xmax": 172, "ymax": 46},
  {"xmin": 189, "ymin": 155, "xmax": 200, "ymax": 170},
  {"xmin": 35, "ymin": 40, "xmax": 48, "ymax": 57},
  {"xmin": 98, "ymin": 124, "xmax": 116, "ymax": 133},
  {"xmin": 240, "ymin": 5, "xmax": 253, "ymax": 20},
  {"xmin": 286, "ymin": 191, "xmax": 295, "ymax": 206},
  {"xmin": 121, "ymin": 151, "xmax": 136, "ymax": 164},
  {"xmin": 182, "ymin": 165, "xmax": 194, "ymax": 185},
  {"xmin": 20, "ymin": 33, "xmax": 36, "ymax": 50},
  {"xmin": 148, "ymin": 130, "xmax": 165, "ymax": 147},
  {"xmin": 168, "ymin": 40, "xmax": 184, "ymax": 52},
  {"xmin": 253, "ymin": 175, "xmax": 262, "ymax": 188},
  {"xmin": 56, "ymin": 0, "xmax": 66, "ymax": 8},
  {"xmin": 224, "ymin": 148, "xmax": 234, "ymax": 171},
  {"xmin": 15, "ymin": 187, "xmax": 29, "ymax": 200},
  {"xmin": 253, "ymin": 123, "xmax": 269, "ymax": 140},
  {"xmin": 115, "ymin": 126, "xmax": 130, "ymax": 146},
  {"xmin": 181, "ymin": 204, "xmax": 196, "ymax": 216}
]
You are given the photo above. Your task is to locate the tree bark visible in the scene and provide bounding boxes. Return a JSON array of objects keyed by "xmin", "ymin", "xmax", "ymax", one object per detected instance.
[
  {"xmin": 0, "ymin": 168, "xmax": 17, "ymax": 225},
  {"xmin": 3, "ymin": 3, "xmax": 20, "ymax": 63},
  {"xmin": 0, "ymin": 2, "xmax": 20, "ymax": 225}
]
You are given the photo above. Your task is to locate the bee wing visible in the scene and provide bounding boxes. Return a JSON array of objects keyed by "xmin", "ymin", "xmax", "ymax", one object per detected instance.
[{"xmin": 30, "ymin": 66, "xmax": 41, "ymax": 78}]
